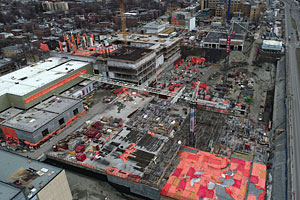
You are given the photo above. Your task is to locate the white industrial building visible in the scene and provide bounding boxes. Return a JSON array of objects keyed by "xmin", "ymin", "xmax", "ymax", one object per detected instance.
[
  {"xmin": 0, "ymin": 57, "xmax": 93, "ymax": 111},
  {"xmin": 262, "ymin": 40, "xmax": 283, "ymax": 51},
  {"xmin": 143, "ymin": 21, "xmax": 170, "ymax": 34}
]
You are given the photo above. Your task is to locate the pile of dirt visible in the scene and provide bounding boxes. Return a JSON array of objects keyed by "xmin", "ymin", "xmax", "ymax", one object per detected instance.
[{"xmin": 229, "ymin": 51, "xmax": 247, "ymax": 63}]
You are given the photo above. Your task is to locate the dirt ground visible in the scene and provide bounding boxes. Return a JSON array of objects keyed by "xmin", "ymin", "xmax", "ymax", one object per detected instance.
[{"xmin": 66, "ymin": 170, "xmax": 142, "ymax": 200}]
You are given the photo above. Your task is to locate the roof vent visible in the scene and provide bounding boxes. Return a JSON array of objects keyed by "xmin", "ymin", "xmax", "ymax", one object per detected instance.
[{"xmin": 19, "ymin": 77, "xmax": 27, "ymax": 81}]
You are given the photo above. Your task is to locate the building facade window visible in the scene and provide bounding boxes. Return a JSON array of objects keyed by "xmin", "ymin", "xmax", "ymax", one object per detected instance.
[
  {"xmin": 59, "ymin": 118, "xmax": 65, "ymax": 125},
  {"xmin": 42, "ymin": 128, "xmax": 49, "ymax": 136},
  {"xmin": 73, "ymin": 108, "xmax": 79, "ymax": 115}
]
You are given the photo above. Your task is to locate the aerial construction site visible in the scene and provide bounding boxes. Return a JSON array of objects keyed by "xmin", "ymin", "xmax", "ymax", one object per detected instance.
[
  {"xmin": 42, "ymin": 36, "xmax": 275, "ymax": 199},
  {"xmin": 0, "ymin": 1, "xmax": 285, "ymax": 199},
  {"xmin": 0, "ymin": 30, "xmax": 279, "ymax": 199}
]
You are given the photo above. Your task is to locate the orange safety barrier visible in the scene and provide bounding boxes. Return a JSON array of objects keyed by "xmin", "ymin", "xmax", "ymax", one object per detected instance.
[
  {"xmin": 1, "ymin": 126, "xmax": 18, "ymax": 140},
  {"xmin": 73, "ymin": 44, "xmax": 78, "ymax": 53},
  {"xmin": 25, "ymin": 69, "xmax": 87, "ymax": 103},
  {"xmin": 71, "ymin": 34, "xmax": 75, "ymax": 43},
  {"xmin": 59, "ymin": 41, "xmax": 63, "ymax": 51},
  {"xmin": 67, "ymin": 40, "xmax": 72, "ymax": 49},
  {"xmin": 105, "ymin": 134, "xmax": 114, "ymax": 141},
  {"xmin": 65, "ymin": 119, "xmax": 73, "ymax": 127},
  {"xmin": 77, "ymin": 33, "xmax": 81, "ymax": 44},
  {"xmin": 147, "ymin": 131, "xmax": 155, "ymax": 137},
  {"xmin": 40, "ymin": 43, "xmax": 49, "ymax": 52},
  {"xmin": 120, "ymin": 143, "xmax": 136, "ymax": 163},
  {"xmin": 81, "ymin": 109, "xmax": 87, "ymax": 116},
  {"xmin": 50, "ymin": 130, "xmax": 57, "ymax": 136},
  {"xmin": 78, "ymin": 162, "xmax": 97, "ymax": 170},
  {"xmin": 106, "ymin": 167, "xmax": 141, "ymax": 182},
  {"xmin": 72, "ymin": 115, "xmax": 79, "ymax": 121}
]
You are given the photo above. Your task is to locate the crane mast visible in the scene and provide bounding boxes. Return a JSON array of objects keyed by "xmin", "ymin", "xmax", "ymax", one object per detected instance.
[{"xmin": 120, "ymin": 0, "xmax": 127, "ymax": 45}]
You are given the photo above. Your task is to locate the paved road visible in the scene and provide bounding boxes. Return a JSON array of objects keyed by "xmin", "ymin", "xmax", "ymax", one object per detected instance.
[{"xmin": 283, "ymin": 0, "xmax": 300, "ymax": 199}]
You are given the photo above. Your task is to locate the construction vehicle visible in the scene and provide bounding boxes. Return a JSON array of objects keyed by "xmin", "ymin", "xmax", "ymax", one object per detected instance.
[
  {"xmin": 83, "ymin": 99, "xmax": 93, "ymax": 106},
  {"xmin": 245, "ymin": 96, "xmax": 254, "ymax": 102},
  {"xmin": 88, "ymin": 92, "xmax": 94, "ymax": 99}
]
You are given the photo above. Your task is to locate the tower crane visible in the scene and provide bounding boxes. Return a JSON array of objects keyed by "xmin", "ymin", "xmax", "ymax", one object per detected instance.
[{"xmin": 120, "ymin": 0, "xmax": 127, "ymax": 45}]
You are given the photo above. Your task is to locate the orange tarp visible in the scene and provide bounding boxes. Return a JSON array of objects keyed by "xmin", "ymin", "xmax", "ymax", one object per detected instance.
[
  {"xmin": 1, "ymin": 126, "xmax": 18, "ymax": 139},
  {"xmin": 160, "ymin": 147, "xmax": 263, "ymax": 200},
  {"xmin": 40, "ymin": 43, "xmax": 49, "ymax": 52}
]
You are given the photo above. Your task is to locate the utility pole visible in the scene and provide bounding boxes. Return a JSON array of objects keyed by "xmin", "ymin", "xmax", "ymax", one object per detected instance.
[
  {"xmin": 120, "ymin": 0, "xmax": 127, "ymax": 45},
  {"xmin": 189, "ymin": 82, "xmax": 200, "ymax": 147},
  {"xmin": 224, "ymin": 0, "xmax": 232, "ymax": 88}
]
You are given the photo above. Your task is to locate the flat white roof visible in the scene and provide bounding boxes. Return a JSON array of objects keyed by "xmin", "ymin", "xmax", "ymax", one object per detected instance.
[
  {"xmin": 50, "ymin": 60, "xmax": 89, "ymax": 73},
  {"xmin": 0, "ymin": 57, "xmax": 89, "ymax": 97},
  {"xmin": 143, "ymin": 21, "xmax": 169, "ymax": 29},
  {"xmin": 32, "ymin": 57, "xmax": 68, "ymax": 70},
  {"xmin": 263, "ymin": 40, "xmax": 282, "ymax": 46},
  {"xmin": 113, "ymin": 34, "xmax": 181, "ymax": 48},
  {"xmin": 3, "ymin": 108, "xmax": 58, "ymax": 132},
  {"xmin": 0, "ymin": 81, "xmax": 13, "ymax": 96}
]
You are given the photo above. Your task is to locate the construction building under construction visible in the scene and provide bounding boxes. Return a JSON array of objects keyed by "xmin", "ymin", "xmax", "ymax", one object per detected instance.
[
  {"xmin": 45, "ymin": 98, "xmax": 188, "ymax": 199},
  {"xmin": 111, "ymin": 34, "xmax": 182, "ymax": 76},
  {"xmin": 107, "ymin": 47, "xmax": 156, "ymax": 85},
  {"xmin": 46, "ymin": 124, "xmax": 182, "ymax": 199},
  {"xmin": 181, "ymin": 107, "xmax": 270, "ymax": 164},
  {"xmin": 50, "ymin": 33, "xmax": 182, "ymax": 87},
  {"xmin": 0, "ymin": 57, "xmax": 93, "ymax": 112}
]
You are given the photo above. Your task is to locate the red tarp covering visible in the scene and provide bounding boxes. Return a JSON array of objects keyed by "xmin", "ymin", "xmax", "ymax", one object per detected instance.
[
  {"xmin": 177, "ymin": 179, "xmax": 186, "ymax": 190},
  {"xmin": 95, "ymin": 133, "xmax": 102, "ymax": 139},
  {"xmin": 199, "ymin": 83, "xmax": 207, "ymax": 89},
  {"xmin": 187, "ymin": 154, "xmax": 199, "ymax": 161},
  {"xmin": 258, "ymin": 191, "xmax": 265, "ymax": 200},
  {"xmin": 1, "ymin": 126, "xmax": 18, "ymax": 140},
  {"xmin": 208, "ymin": 158, "xmax": 221, "ymax": 165},
  {"xmin": 172, "ymin": 168, "xmax": 183, "ymax": 177},
  {"xmin": 250, "ymin": 176, "xmax": 259, "ymax": 184},
  {"xmin": 76, "ymin": 153, "xmax": 86, "ymax": 162},
  {"xmin": 237, "ymin": 163, "xmax": 246, "ymax": 171},
  {"xmin": 187, "ymin": 167, "xmax": 196, "ymax": 177},
  {"xmin": 161, "ymin": 183, "xmax": 171, "ymax": 196},
  {"xmin": 160, "ymin": 147, "xmax": 266, "ymax": 200},
  {"xmin": 84, "ymin": 128, "xmax": 99, "ymax": 138},
  {"xmin": 225, "ymin": 187, "xmax": 233, "ymax": 196},
  {"xmin": 232, "ymin": 179, "xmax": 242, "ymax": 188},
  {"xmin": 197, "ymin": 185, "xmax": 214, "ymax": 198},
  {"xmin": 75, "ymin": 145, "xmax": 85, "ymax": 153},
  {"xmin": 197, "ymin": 185, "xmax": 207, "ymax": 197},
  {"xmin": 40, "ymin": 43, "xmax": 49, "ymax": 51},
  {"xmin": 92, "ymin": 121, "xmax": 104, "ymax": 129},
  {"xmin": 225, "ymin": 175, "xmax": 231, "ymax": 179},
  {"xmin": 231, "ymin": 158, "xmax": 245, "ymax": 164}
]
